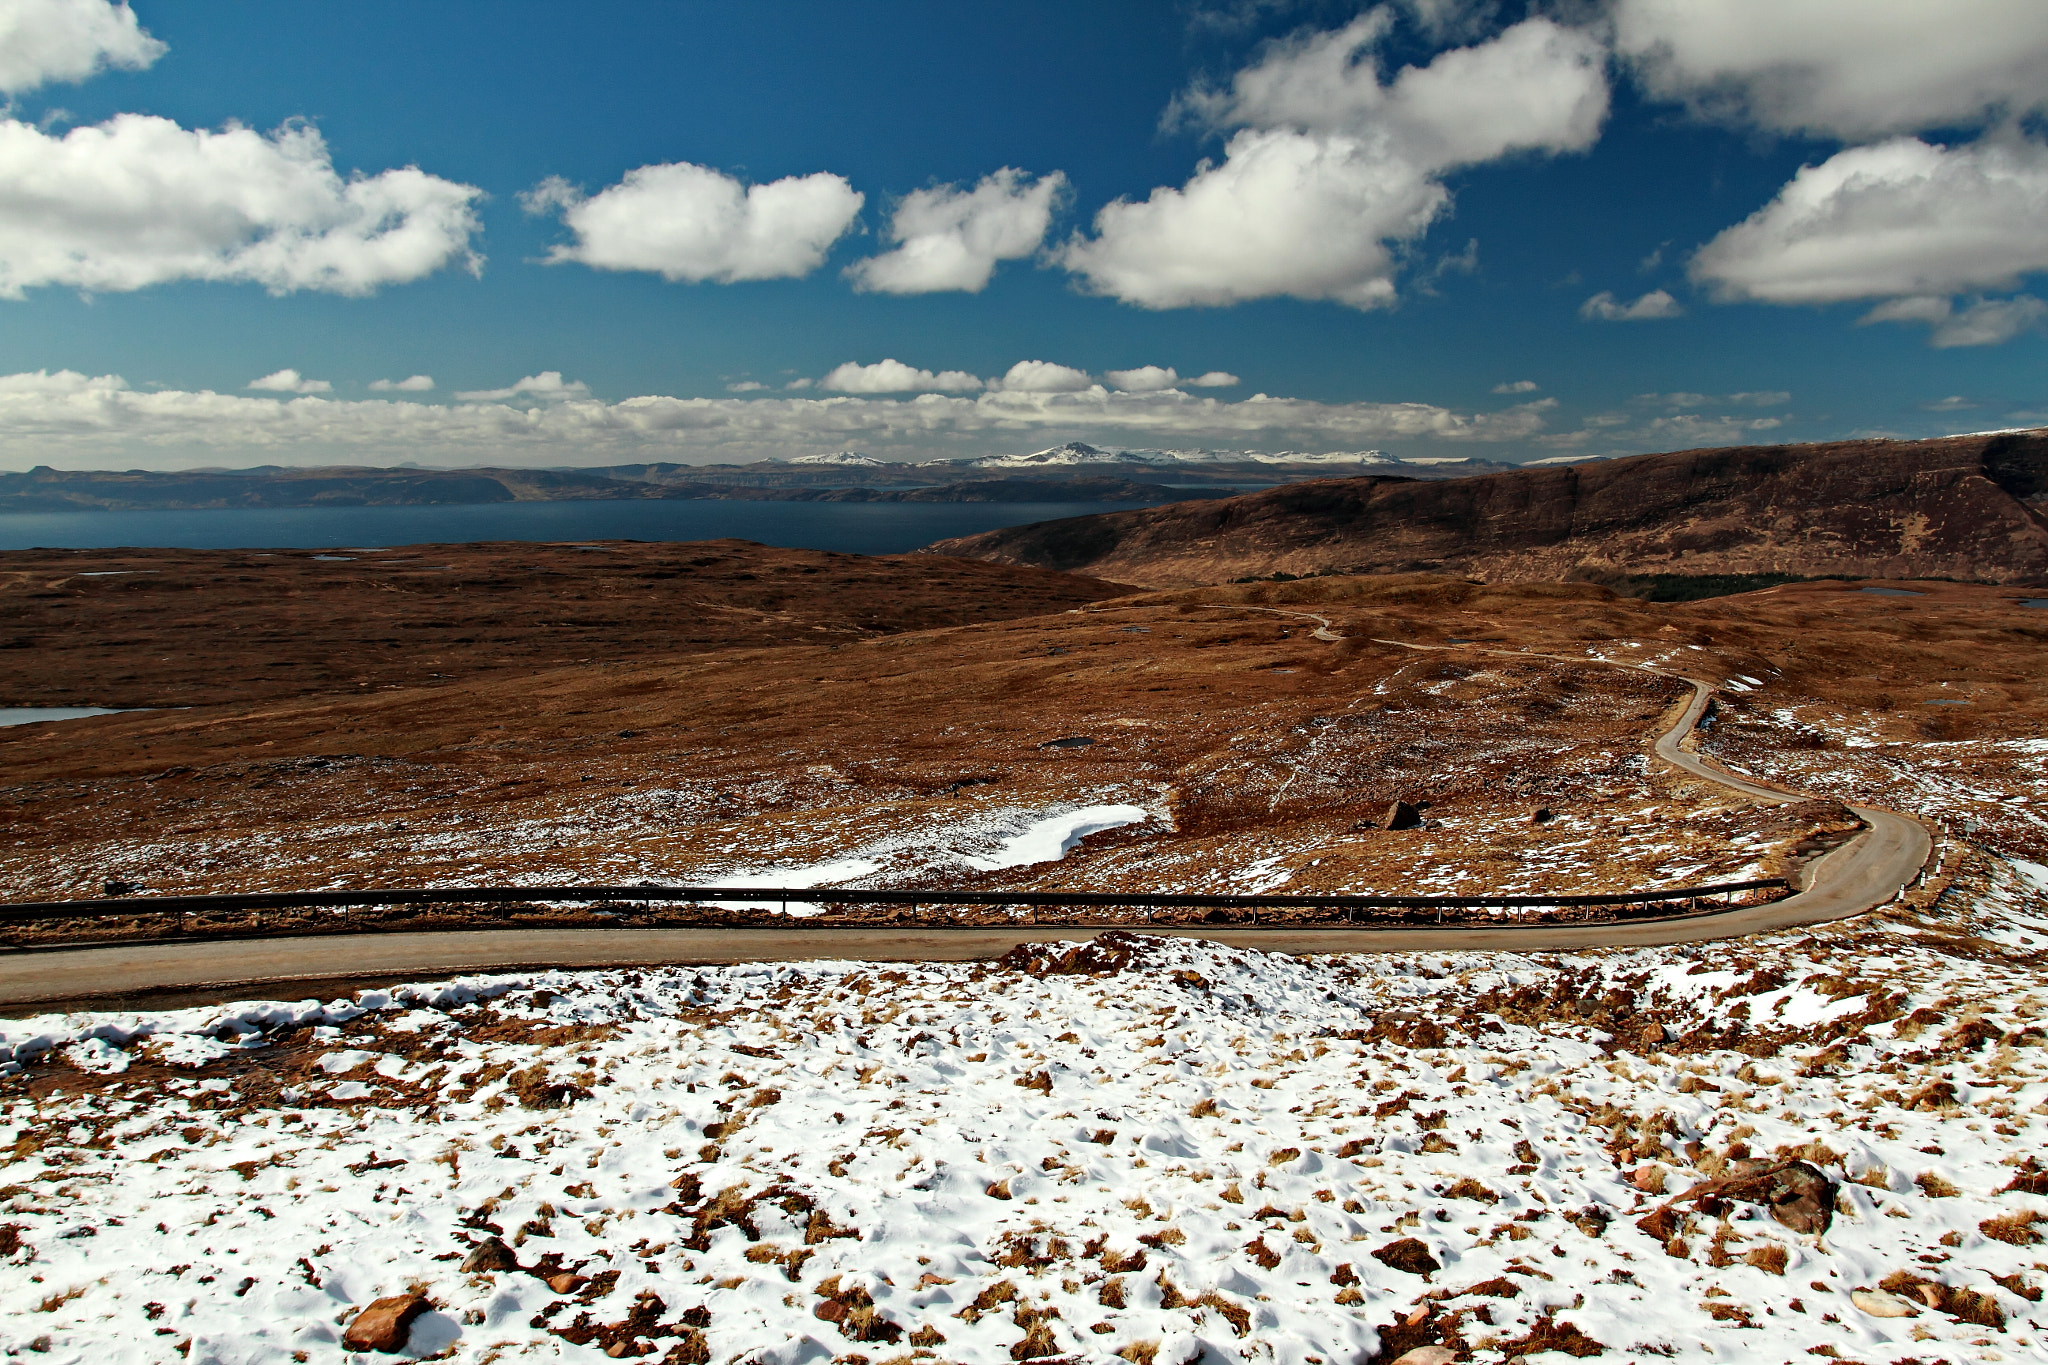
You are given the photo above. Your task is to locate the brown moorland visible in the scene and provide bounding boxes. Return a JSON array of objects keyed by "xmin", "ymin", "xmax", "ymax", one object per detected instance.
[
  {"xmin": 4, "ymin": 572, "xmax": 2041, "ymax": 937},
  {"xmin": 0, "ymin": 538, "xmax": 1131, "ymax": 707},
  {"xmin": 924, "ymin": 431, "xmax": 2048, "ymax": 587}
]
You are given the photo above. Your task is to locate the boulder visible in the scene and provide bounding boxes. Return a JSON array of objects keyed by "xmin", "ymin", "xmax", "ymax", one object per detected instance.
[
  {"xmin": 341, "ymin": 1293, "xmax": 428, "ymax": 1353},
  {"xmin": 1383, "ymin": 801, "xmax": 1424, "ymax": 831},
  {"xmin": 1648, "ymin": 1159, "xmax": 1837, "ymax": 1237},
  {"xmin": 460, "ymin": 1237, "xmax": 520, "ymax": 1273},
  {"xmin": 1390, "ymin": 1349, "xmax": 1456, "ymax": 1365},
  {"xmin": 1851, "ymin": 1288, "xmax": 1919, "ymax": 1318}
]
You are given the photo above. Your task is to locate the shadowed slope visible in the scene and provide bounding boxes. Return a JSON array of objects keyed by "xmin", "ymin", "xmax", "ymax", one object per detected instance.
[{"xmin": 923, "ymin": 431, "xmax": 2048, "ymax": 587}]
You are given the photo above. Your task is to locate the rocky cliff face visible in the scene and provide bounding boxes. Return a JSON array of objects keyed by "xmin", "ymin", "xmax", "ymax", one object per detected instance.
[{"xmin": 922, "ymin": 431, "xmax": 2048, "ymax": 587}]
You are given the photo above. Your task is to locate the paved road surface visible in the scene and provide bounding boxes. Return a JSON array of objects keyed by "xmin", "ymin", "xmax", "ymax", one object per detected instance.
[{"xmin": 0, "ymin": 635, "xmax": 1931, "ymax": 1012}]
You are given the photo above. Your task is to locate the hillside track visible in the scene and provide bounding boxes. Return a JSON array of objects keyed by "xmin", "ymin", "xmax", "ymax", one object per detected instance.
[{"xmin": 0, "ymin": 612, "xmax": 1934, "ymax": 1011}]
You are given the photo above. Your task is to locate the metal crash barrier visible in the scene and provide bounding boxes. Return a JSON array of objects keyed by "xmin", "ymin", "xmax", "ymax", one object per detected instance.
[{"xmin": 0, "ymin": 877, "xmax": 1792, "ymax": 942}]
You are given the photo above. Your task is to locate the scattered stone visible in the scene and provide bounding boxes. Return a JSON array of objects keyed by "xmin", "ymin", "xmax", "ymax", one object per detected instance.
[
  {"xmin": 460, "ymin": 1237, "xmax": 520, "ymax": 1273},
  {"xmin": 1382, "ymin": 801, "xmax": 1424, "ymax": 831},
  {"xmin": 1850, "ymin": 1288, "xmax": 1919, "ymax": 1318},
  {"xmin": 341, "ymin": 1293, "xmax": 428, "ymax": 1352},
  {"xmin": 1651, "ymin": 1159, "xmax": 1836, "ymax": 1236},
  {"xmin": 1390, "ymin": 1348, "xmax": 1456, "ymax": 1365},
  {"xmin": 997, "ymin": 930, "xmax": 1162, "ymax": 976},
  {"xmin": 1038, "ymin": 736, "xmax": 1094, "ymax": 750}
]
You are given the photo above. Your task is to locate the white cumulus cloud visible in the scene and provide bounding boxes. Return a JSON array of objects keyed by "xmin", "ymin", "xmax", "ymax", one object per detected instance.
[
  {"xmin": 453, "ymin": 371, "xmax": 590, "ymax": 402},
  {"xmin": 1579, "ymin": 289, "xmax": 1683, "ymax": 320},
  {"xmin": 1691, "ymin": 137, "xmax": 2048, "ymax": 311},
  {"xmin": 1101, "ymin": 366, "xmax": 1242, "ymax": 391},
  {"xmin": 0, "ymin": 0, "xmax": 164, "ymax": 97},
  {"xmin": 0, "ymin": 114, "xmax": 483, "ymax": 298},
  {"xmin": 819, "ymin": 360, "xmax": 983, "ymax": 394},
  {"xmin": 1863, "ymin": 294, "xmax": 2048, "ymax": 348},
  {"xmin": 1492, "ymin": 379, "xmax": 1539, "ymax": 393},
  {"xmin": 1061, "ymin": 15, "xmax": 1606, "ymax": 309},
  {"xmin": 369, "ymin": 374, "xmax": 434, "ymax": 392},
  {"xmin": 1612, "ymin": 0, "xmax": 2048, "ymax": 140},
  {"xmin": 845, "ymin": 168, "xmax": 1065, "ymax": 294},
  {"xmin": 1175, "ymin": 12, "xmax": 1608, "ymax": 167},
  {"xmin": 247, "ymin": 368, "xmax": 329, "ymax": 394},
  {"xmin": 1103, "ymin": 366, "xmax": 1181, "ymax": 392},
  {"xmin": 524, "ymin": 163, "xmax": 862, "ymax": 284},
  {"xmin": 1634, "ymin": 389, "xmax": 1791, "ymax": 409},
  {"xmin": 998, "ymin": 360, "xmax": 1094, "ymax": 393}
]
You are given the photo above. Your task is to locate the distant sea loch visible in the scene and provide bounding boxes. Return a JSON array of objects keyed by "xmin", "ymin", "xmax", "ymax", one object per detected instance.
[{"xmin": 0, "ymin": 499, "xmax": 1156, "ymax": 555}]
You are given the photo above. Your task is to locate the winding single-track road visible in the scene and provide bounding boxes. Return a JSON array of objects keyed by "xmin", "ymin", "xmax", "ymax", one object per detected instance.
[{"xmin": 0, "ymin": 622, "xmax": 1932, "ymax": 1012}]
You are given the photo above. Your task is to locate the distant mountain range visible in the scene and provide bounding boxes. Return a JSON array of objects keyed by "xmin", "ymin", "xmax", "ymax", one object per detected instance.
[
  {"xmin": 924, "ymin": 431, "xmax": 2048, "ymax": 588},
  {"xmin": 791, "ymin": 441, "xmax": 1514, "ymax": 473},
  {"xmin": 0, "ymin": 443, "xmax": 1522, "ymax": 513},
  {"xmin": 0, "ymin": 464, "xmax": 1235, "ymax": 514}
]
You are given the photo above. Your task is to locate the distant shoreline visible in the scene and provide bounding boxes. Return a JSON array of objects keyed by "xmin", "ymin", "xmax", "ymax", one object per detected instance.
[
  {"xmin": 0, "ymin": 449, "xmax": 1514, "ymax": 516},
  {"xmin": 0, "ymin": 497, "xmax": 1167, "ymax": 555}
]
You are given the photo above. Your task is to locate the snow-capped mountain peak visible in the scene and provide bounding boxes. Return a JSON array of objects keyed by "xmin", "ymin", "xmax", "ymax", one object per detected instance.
[
  {"xmin": 969, "ymin": 443, "xmax": 1400, "ymax": 469},
  {"xmin": 789, "ymin": 450, "xmax": 890, "ymax": 466}
]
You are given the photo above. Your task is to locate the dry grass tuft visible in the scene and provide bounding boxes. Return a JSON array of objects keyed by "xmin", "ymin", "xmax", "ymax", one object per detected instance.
[
  {"xmin": 1444, "ymin": 1177, "xmax": 1498, "ymax": 1203},
  {"xmin": 1979, "ymin": 1210, "xmax": 2044, "ymax": 1245},
  {"xmin": 1744, "ymin": 1245, "xmax": 1789, "ymax": 1275}
]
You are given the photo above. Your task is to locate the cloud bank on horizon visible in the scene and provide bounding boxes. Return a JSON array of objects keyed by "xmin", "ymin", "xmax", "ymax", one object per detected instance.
[
  {"xmin": 0, "ymin": 0, "xmax": 2043, "ymax": 467},
  {"xmin": 0, "ymin": 363, "xmax": 1555, "ymax": 469}
]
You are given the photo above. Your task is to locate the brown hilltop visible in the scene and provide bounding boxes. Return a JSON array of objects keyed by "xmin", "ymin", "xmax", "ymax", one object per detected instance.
[
  {"xmin": 922, "ymin": 431, "xmax": 2048, "ymax": 588},
  {"xmin": 0, "ymin": 539, "xmax": 1131, "ymax": 708}
]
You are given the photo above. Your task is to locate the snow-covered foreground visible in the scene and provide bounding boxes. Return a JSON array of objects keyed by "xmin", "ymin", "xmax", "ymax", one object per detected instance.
[{"xmin": 4, "ymin": 856, "xmax": 2047, "ymax": 1365}]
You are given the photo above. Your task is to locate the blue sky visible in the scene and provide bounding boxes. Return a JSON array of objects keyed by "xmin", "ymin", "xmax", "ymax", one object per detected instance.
[{"xmin": 0, "ymin": 0, "xmax": 2044, "ymax": 468}]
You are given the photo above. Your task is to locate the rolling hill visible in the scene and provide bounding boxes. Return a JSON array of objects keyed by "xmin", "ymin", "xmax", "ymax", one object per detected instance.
[{"xmin": 923, "ymin": 430, "xmax": 2048, "ymax": 588}]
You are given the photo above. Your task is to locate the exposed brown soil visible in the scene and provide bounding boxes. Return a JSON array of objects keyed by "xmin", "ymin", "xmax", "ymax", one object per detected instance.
[
  {"xmin": 5, "ymin": 572, "xmax": 2042, "ymax": 932},
  {"xmin": 0, "ymin": 538, "xmax": 1131, "ymax": 707},
  {"xmin": 924, "ymin": 431, "xmax": 2048, "ymax": 587}
]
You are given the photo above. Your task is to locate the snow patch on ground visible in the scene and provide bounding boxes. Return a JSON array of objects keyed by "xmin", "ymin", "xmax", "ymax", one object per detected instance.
[
  {"xmin": 695, "ymin": 803, "xmax": 1156, "ymax": 914},
  {"xmin": 963, "ymin": 803, "xmax": 1151, "ymax": 871},
  {"xmin": 4, "ymin": 862, "xmax": 2046, "ymax": 1364}
]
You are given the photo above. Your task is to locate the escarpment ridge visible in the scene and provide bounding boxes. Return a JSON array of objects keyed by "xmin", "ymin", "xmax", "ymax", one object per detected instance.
[{"xmin": 923, "ymin": 431, "xmax": 2048, "ymax": 588}]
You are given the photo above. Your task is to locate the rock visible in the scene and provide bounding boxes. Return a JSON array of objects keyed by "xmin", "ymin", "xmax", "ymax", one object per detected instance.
[
  {"xmin": 545, "ymin": 1272, "xmax": 586, "ymax": 1294},
  {"xmin": 1383, "ymin": 801, "xmax": 1424, "ymax": 831},
  {"xmin": 1530, "ymin": 807, "xmax": 1554, "ymax": 823},
  {"xmin": 341, "ymin": 1293, "xmax": 429, "ymax": 1353},
  {"xmin": 1631, "ymin": 1165, "xmax": 1667, "ymax": 1194},
  {"xmin": 1656, "ymin": 1159, "xmax": 1837, "ymax": 1236},
  {"xmin": 460, "ymin": 1237, "xmax": 520, "ymax": 1273},
  {"xmin": 1390, "ymin": 1349, "xmax": 1456, "ymax": 1365},
  {"xmin": 1370, "ymin": 1237, "xmax": 1440, "ymax": 1275},
  {"xmin": 1851, "ymin": 1288, "xmax": 1920, "ymax": 1318},
  {"xmin": 1736, "ymin": 1160, "xmax": 1837, "ymax": 1235}
]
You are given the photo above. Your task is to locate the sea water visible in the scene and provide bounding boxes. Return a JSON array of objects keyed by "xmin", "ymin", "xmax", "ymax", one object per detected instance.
[{"xmin": 0, "ymin": 500, "xmax": 1147, "ymax": 555}]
